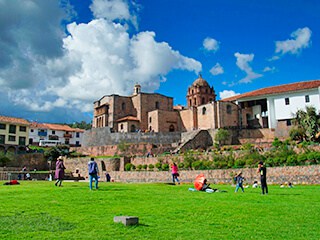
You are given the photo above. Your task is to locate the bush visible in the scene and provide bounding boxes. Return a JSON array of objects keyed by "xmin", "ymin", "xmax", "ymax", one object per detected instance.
[
  {"xmin": 297, "ymin": 153, "xmax": 308, "ymax": 165},
  {"xmin": 234, "ymin": 159, "xmax": 245, "ymax": 168},
  {"xmin": 192, "ymin": 160, "xmax": 203, "ymax": 170},
  {"xmin": 178, "ymin": 162, "xmax": 184, "ymax": 169},
  {"xmin": 155, "ymin": 162, "xmax": 162, "ymax": 170},
  {"xmin": 148, "ymin": 164, "xmax": 154, "ymax": 171},
  {"xmin": 286, "ymin": 155, "xmax": 297, "ymax": 166},
  {"xmin": 307, "ymin": 152, "xmax": 320, "ymax": 164},
  {"xmin": 142, "ymin": 164, "xmax": 148, "ymax": 170},
  {"xmin": 161, "ymin": 163, "xmax": 169, "ymax": 171},
  {"xmin": 124, "ymin": 163, "xmax": 133, "ymax": 171},
  {"xmin": 137, "ymin": 164, "xmax": 143, "ymax": 171}
]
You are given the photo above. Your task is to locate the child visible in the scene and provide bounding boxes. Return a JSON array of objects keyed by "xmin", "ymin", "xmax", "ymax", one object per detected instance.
[
  {"xmin": 235, "ymin": 172, "xmax": 245, "ymax": 193},
  {"xmin": 252, "ymin": 181, "xmax": 259, "ymax": 188}
]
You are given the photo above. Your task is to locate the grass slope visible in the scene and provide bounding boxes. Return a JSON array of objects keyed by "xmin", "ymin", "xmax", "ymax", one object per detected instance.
[{"xmin": 0, "ymin": 181, "xmax": 319, "ymax": 240}]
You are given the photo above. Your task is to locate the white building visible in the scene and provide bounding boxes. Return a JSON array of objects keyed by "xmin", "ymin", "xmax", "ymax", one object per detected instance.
[
  {"xmin": 29, "ymin": 122, "xmax": 84, "ymax": 147},
  {"xmin": 222, "ymin": 80, "xmax": 320, "ymax": 135}
]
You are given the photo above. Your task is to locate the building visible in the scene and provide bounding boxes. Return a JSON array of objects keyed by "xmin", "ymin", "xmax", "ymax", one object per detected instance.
[
  {"xmin": 29, "ymin": 123, "xmax": 84, "ymax": 146},
  {"xmin": 92, "ymin": 75, "xmax": 239, "ymax": 133},
  {"xmin": 221, "ymin": 80, "xmax": 320, "ymax": 136},
  {"xmin": 0, "ymin": 115, "xmax": 30, "ymax": 153}
]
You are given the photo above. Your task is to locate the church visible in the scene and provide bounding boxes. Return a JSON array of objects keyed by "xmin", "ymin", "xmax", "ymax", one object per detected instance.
[{"xmin": 92, "ymin": 75, "xmax": 239, "ymax": 133}]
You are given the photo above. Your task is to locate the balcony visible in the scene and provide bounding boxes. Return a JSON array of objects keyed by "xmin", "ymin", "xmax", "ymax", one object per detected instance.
[{"xmin": 63, "ymin": 133, "xmax": 72, "ymax": 138}]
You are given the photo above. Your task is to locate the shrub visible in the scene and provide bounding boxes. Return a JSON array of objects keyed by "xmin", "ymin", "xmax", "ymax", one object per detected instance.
[
  {"xmin": 297, "ymin": 153, "xmax": 308, "ymax": 165},
  {"xmin": 234, "ymin": 159, "xmax": 245, "ymax": 168},
  {"xmin": 137, "ymin": 164, "xmax": 143, "ymax": 171},
  {"xmin": 155, "ymin": 162, "xmax": 162, "ymax": 170},
  {"xmin": 142, "ymin": 164, "xmax": 148, "ymax": 170},
  {"xmin": 286, "ymin": 155, "xmax": 297, "ymax": 166},
  {"xmin": 192, "ymin": 160, "xmax": 203, "ymax": 170},
  {"xmin": 161, "ymin": 163, "xmax": 169, "ymax": 171},
  {"xmin": 148, "ymin": 164, "xmax": 154, "ymax": 171},
  {"xmin": 124, "ymin": 163, "xmax": 133, "ymax": 171},
  {"xmin": 178, "ymin": 162, "xmax": 184, "ymax": 169}
]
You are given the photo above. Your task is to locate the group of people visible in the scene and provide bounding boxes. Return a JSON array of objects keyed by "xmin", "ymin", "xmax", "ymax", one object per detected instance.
[
  {"xmin": 233, "ymin": 161, "xmax": 268, "ymax": 194},
  {"xmin": 54, "ymin": 156, "xmax": 269, "ymax": 194},
  {"xmin": 54, "ymin": 156, "xmax": 107, "ymax": 190}
]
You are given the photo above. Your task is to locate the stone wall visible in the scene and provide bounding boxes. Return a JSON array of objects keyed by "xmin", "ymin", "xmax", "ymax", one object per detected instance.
[
  {"xmin": 1, "ymin": 153, "xmax": 47, "ymax": 171},
  {"xmin": 82, "ymin": 128, "xmax": 181, "ymax": 147},
  {"xmin": 108, "ymin": 165, "xmax": 320, "ymax": 184},
  {"xmin": 63, "ymin": 157, "xmax": 319, "ymax": 184}
]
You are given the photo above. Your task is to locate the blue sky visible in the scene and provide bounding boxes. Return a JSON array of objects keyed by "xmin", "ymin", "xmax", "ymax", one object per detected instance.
[{"xmin": 0, "ymin": 0, "xmax": 319, "ymax": 123}]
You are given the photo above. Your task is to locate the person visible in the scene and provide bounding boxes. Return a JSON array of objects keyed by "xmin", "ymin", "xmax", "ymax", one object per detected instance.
[
  {"xmin": 88, "ymin": 157, "xmax": 99, "ymax": 190},
  {"xmin": 201, "ymin": 179, "xmax": 218, "ymax": 192},
  {"xmin": 26, "ymin": 172, "xmax": 32, "ymax": 180},
  {"xmin": 105, "ymin": 172, "xmax": 111, "ymax": 182},
  {"xmin": 234, "ymin": 172, "xmax": 245, "ymax": 193},
  {"xmin": 257, "ymin": 161, "xmax": 268, "ymax": 194},
  {"xmin": 252, "ymin": 181, "xmax": 259, "ymax": 188},
  {"xmin": 55, "ymin": 156, "xmax": 66, "ymax": 187},
  {"xmin": 171, "ymin": 163, "xmax": 180, "ymax": 184}
]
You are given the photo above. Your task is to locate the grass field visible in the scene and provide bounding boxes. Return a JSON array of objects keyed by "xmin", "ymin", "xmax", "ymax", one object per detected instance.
[{"xmin": 0, "ymin": 181, "xmax": 319, "ymax": 240}]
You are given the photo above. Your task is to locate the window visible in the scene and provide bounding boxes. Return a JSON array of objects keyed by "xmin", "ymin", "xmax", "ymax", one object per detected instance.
[
  {"xmin": 227, "ymin": 105, "xmax": 232, "ymax": 114},
  {"xmin": 9, "ymin": 125, "xmax": 16, "ymax": 134},
  {"xmin": 65, "ymin": 139, "xmax": 70, "ymax": 145},
  {"xmin": 131, "ymin": 125, "xmax": 136, "ymax": 132},
  {"xmin": 149, "ymin": 117, "xmax": 152, "ymax": 123},
  {"xmin": 202, "ymin": 107, "xmax": 206, "ymax": 115},
  {"xmin": 155, "ymin": 101, "xmax": 160, "ymax": 109},
  {"xmin": 285, "ymin": 98, "xmax": 290, "ymax": 105},
  {"xmin": 31, "ymin": 129, "xmax": 34, "ymax": 132},
  {"xmin": 194, "ymin": 98, "xmax": 197, "ymax": 105},
  {"xmin": 8, "ymin": 135, "xmax": 16, "ymax": 142},
  {"xmin": 0, "ymin": 123, "xmax": 6, "ymax": 130},
  {"xmin": 76, "ymin": 141, "xmax": 80, "ymax": 146},
  {"xmin": 52, "ymin": 130, "xmax": 56, "ymax": 134},
  {"xmin": 121, "ymin": 102, "xmax": 126, "ymax": 111},
  {"xmin": 169, "ymin": 125, "xmax": 175, "ymax": 132},
  {"xmin": 201, "ymin": 97, "xmax": 205, "ymax": 104},
  {"xmin": 19, "ymin": 126, "xmax": 26, "ymax": 132},
  {"xmin": 76, "ymin": 132, "xmax": 80, "ymax": 138},
  {"xmin": 305, "ymin": 95, "xmax": 310, "ymax": 103},
  {"xmin": 189, "ymin": 99, "xmax": 192, "ymax": 106},
  {"xmin": 0, "ymin": 135, "xmax": 5, "ymax": 144},
  {"xmin": 19, "ymin": 136, "xmax": 26, "ymax": 145},
  {"xmin": 286, "ymin": 119, "xmax": 292, "ymax": 126},
  {"xmin": 29, "ymin": 138, "xmax": 33, "ymax": 145},
  {"xmin": 120, "ymin": 124, "xmax": 124, "ymax": 130}
]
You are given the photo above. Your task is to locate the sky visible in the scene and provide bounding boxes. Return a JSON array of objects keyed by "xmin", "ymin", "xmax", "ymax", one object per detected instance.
[{"xmin": 1, "ymin": 0, "xmax": 320, "ymax": 124}]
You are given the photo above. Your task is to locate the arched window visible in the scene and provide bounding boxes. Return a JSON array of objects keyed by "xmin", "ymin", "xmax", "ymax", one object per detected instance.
[
  {"xmin": 194, "ymin": 98, "xmax": 197, "ymax": 105},
  {"xmin": 189, "ymin": 99, "xmax": 192, "ymax": 106},
  {"xmin": 202, "ymin": 107, "xmax": 206, "ymax": 115},
  {"xmin": 155, "ymin": 101, "xmax": 160, "ymax": 109},
  {"xmin": 121, "ymin": 102, "xmax": 126, "ymax": 111},
  {"xmin": 169, "ymin": 125, "xmax": 175, "ymax": 132},
  {"xmin": 201, "ymin": 97, "xmax": 205, "ymax": 104},
  {"xmin": 227, "ymin": 105, "xmax": 232, "ymax": 114},
  {"xmin": 120, "ymin": 124, "xmax": 123, "ymax": 130},
  {"xmin": 192, "ymin": 89, "xmax": 194, "ymax": 94},
  {"xmin": 149, "ymin": 117, "xmax": 152, "ymax": 123}
]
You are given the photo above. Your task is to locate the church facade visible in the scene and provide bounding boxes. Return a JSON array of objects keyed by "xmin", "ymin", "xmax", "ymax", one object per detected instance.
[{"xmin": 92, "ymin": 75, "xmax": 239, "ymax": 133}]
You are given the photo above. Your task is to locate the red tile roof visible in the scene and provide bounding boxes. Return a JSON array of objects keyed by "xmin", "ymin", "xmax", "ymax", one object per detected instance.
[
  {"xmin": 0, "ymin": 115, "xmax": 30, "ymax": 125},
  {"xmin": 221, "ymin": 80, "xmax": 320, "ymax": 102},
  {"xmin": 116, "ymin": 116, "xmax": 139, "ymax": 122},
  {"xmin": 30, "ymin": 122, "xmax": 84, "ymax": 132}
]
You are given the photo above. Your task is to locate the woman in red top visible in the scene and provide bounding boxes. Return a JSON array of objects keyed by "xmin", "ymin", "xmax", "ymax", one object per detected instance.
[{"xmin": 171, "ymin": 163, "xmax": 180, "ymax": 184}]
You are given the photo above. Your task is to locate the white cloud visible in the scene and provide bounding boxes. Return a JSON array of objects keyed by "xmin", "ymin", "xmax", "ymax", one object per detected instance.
[
  {"xmin": 275, "ymin": 27, "xmax": 312, "ymax": 56},
  {"xmin": 0, "ymin": 0, "xmax": 201, "ymax": 122},
  {"xmin": 219, "ymin": 90, "xmax": 239, "ymax": 99},
  {"xmin": 210, "ymin": 63, "xmax": 224, "ymax": 76},
  {"xmin": 234, "ymin": 52, "xmax": 262, "ymax": 83},
  {"xmin": 263, "ymin": 66, "xmax": 276, "ymax": 73},
  {"xmin": 203, "ymin": 37, "xmax": 220, "ymax": 52}
]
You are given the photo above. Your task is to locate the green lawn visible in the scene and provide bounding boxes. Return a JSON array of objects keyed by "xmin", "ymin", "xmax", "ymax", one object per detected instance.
[{"xmin": 0, "ymin": 181, "xmax": 319, "ymax": 240}]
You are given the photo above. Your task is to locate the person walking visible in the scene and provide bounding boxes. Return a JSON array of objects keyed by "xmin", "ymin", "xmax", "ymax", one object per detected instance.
[
  {"xmin": 171, "ymin": 163, "xmax": 180, "ymax": 184},
  {"xmin": 88, "ymin": 157, "xmax": 99, "ymax": 190},
  {"xmin": 234, "ymin": 172, "xmax": 245, "ymax": 193},
  {"xmin": 55, "ymin": 156, "xmax": 66, "ymax": 187},
  {"xmin": 257, "ymin": 161, "xmax": 268, "ymax": 194}
]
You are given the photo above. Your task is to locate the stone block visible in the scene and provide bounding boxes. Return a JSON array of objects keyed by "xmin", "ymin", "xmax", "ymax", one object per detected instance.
[{"xmin": 114, "ymin": 216, "xmax": 139, "ymax": 226}]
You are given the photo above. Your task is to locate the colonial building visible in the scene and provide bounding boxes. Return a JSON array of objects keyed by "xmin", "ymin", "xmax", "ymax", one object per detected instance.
[
  {"xmin": 0, "ymin": 115, "xmax": 30, "ymax": 153},
  {"xmin": 29, "ymin": 123, "xmax": 84, "ymax": 146},
  {"xmin": 222, "ymin": 80, "xmax": 320, "ymax": 135},
  {"xmin": 93, "ymin": 75, "xmax": 239, "ymax": 133}
]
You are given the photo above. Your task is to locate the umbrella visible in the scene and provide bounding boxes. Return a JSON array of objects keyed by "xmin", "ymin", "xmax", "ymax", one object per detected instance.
[{"xmin": 194, "ymin": 174, "xmax": 206, "ymax": 190}]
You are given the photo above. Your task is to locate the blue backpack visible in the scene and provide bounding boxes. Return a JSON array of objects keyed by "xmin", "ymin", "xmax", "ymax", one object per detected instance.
[{"xmin": 88, "ymin": 161, "xmax": 97, "ymax": 175}]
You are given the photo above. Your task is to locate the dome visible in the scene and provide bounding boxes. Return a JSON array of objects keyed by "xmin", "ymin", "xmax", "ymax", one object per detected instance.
[{"xmin": 192, "ymin": 74, "xmax": 209, "ymax": 87}]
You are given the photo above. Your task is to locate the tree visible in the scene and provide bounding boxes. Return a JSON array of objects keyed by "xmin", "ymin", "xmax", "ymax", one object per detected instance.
[
  {"xmin": 292, "ymin": 106, "xmax": 320, "ymax": 141},
  {"xmin": 214, "ymin": 128, "xmax": 230, "ymax": 147}
]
